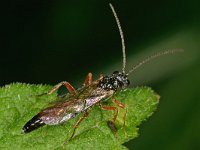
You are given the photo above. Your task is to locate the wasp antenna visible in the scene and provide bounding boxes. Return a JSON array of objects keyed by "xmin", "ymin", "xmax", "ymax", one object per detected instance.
[
  {"xmin": 109, "ymin": 3, "xmax": 126, "ymax": 74},
  {"xmin": 127, "ymin": 49, "xmax": 184, "ymax": 75}
]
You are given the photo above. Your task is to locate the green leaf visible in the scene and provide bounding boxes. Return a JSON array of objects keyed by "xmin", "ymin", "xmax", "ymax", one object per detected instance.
[{"xmin": 0, "ymin": 83, "xmax": 159, "ymax": 150}]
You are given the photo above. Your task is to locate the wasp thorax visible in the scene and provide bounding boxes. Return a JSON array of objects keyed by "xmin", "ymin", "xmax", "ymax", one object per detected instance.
[{"xmin": 98, "ymin": 71, "xmax": 130, "ymax": 91}]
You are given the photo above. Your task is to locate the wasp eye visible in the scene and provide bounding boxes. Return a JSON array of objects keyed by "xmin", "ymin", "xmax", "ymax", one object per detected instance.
[{"xmin": 112, "ymin": 71, "xmax": 119, "ymax": 75}]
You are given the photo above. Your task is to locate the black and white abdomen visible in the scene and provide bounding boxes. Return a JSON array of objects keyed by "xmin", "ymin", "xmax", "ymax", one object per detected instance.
[
  {"xmin": 22, "ymin": 100, "xmax": 84, "ymax": 133},
  {"xmin": 22, "ymin": 114, "xmax": 45, "ymax": 133},
  {"xmin": 22, "ymin": 111, "xmax": 78, "ymax": 133}
]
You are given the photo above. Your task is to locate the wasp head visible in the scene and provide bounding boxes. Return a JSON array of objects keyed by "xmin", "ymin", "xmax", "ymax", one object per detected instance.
[{"xmin": 98, "ymin": 71, "xmax": 130, "ymax": 91}]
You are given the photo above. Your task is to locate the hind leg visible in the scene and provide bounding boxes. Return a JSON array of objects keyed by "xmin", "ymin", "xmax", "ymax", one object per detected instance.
[{"xmin": 68, "ymin": 111, "xmax": 89, "ymax": 141}]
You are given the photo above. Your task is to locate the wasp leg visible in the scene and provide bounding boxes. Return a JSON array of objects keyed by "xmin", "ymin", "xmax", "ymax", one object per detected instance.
[
  {"xmin": 99, "ymin": 104, "xmax": 119, "ymax": 136},
  {"xmin": 47, "ymin": 81, "xmax": 76, "ymax": 96},
  {"xmin": 84, "ymin": 72, "xmax": 93, "ymax": 86},
  {"xmin": 112, "ymin": 98, "xmax": 128, "ymax": 137},
  {"xmin": 100, "ymin": 104, "xmax": 118, "ymax": 123},
  {"xmin": 68, "ymin": 111, "xmax": 89, "ymax": 141}
]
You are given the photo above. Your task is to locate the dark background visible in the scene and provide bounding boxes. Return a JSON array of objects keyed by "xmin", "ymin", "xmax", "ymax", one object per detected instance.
[{"xmin": 1, "ymin": 0, "xmax": 200, "ymax": 149}]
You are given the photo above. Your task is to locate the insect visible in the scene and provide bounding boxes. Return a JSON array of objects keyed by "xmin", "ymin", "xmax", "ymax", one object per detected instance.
[{"xmin": 22, "ymin": 3, "xmax": 183, "ymax": 140}]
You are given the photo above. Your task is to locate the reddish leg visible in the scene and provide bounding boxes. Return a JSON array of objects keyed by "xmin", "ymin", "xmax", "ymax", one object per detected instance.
[
  {"xmin": 84, "ymin": 73, "xmax": 93, "ymax": 86},
  {"xmin": 47, "ymin": 81, "xmax": 76, "ymax": 96},
  {"xmin": 112, "ymin": 98, "xmax": 128, "ymax": 136},
  {"xmin": 99, "ymin": 104, "xmax": 119, "ymax": 137},
  {"xmin": 69, "ymin": 111, "xmax": 89, "ymax": 141},
  {"xmin": 100, "ymin": 104, "xmax": 118, "ymax": 123}
]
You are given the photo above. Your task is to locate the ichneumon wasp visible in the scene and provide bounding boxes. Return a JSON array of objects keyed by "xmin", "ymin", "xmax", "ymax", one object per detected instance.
[{"xmin": 22, "ymin": 3, "xmax": 183, "ymax": 140}]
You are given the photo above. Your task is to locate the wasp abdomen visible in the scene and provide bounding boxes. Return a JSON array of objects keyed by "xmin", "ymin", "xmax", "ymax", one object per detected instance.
[{"xmin": 22, "ymin": 114, "xmax": 45, "ymax": 133}]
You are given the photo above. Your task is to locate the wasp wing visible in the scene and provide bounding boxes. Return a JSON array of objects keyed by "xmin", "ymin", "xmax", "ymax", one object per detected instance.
[{"xmin": 22, "ymin": 98, "xmax": 84, "ymax": 133}]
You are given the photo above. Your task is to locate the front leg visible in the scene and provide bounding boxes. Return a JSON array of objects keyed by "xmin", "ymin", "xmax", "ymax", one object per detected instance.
[
  {"xmin": 112, "ymin": 98, "xmax": 128, "ymax": 137},
  {"xmin": 99, "ymin": 104, "xmax": 119, "ymax": 123}
]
